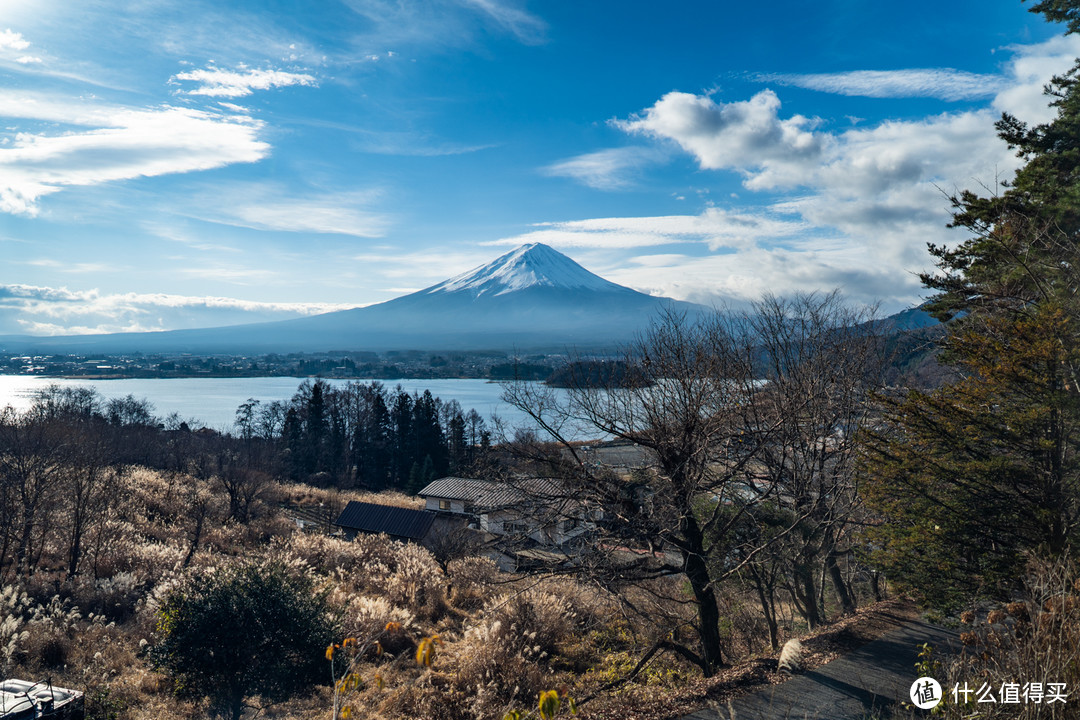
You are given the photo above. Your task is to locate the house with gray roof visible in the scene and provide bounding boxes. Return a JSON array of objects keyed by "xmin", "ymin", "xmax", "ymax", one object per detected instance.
[{"xmin": 418, "ymin": 476, "xmax": 595, "ymax": 548}]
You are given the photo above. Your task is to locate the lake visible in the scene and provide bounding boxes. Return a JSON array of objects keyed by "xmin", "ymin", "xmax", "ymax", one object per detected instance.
[{"xmin": 0, "ymin": 375, "xmax": 556, "ymax": 432}]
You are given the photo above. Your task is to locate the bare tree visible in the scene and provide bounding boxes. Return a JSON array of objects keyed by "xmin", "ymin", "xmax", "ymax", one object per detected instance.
[
  {"xmin": 746, "ymin": 292, "xmax": 886, "ymax": 625},
  {"xmin": 61, "ymin": 426, "xmax": 122, "ymax": 579},
  {"xmin": 504, "ymin": 309, "xmax": 788, "ymax": 676},
  {"xmin": 504, "ymin": 294, "xmax": 886, "ymax": 675},
  {"xmin": 0, "ymin": 406, "xmax": 66, "ymax": 577}
]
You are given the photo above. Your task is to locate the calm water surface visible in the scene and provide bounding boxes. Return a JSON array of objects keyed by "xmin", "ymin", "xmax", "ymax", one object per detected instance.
[{"xmin": 0, "ymin": 375, "xmax": 549, "ymax": 431}]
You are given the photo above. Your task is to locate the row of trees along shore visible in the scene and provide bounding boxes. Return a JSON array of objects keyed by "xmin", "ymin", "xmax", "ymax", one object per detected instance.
[{"xmin": 3, "ymin": 1, "xmax": 1080, "ymax": 713}]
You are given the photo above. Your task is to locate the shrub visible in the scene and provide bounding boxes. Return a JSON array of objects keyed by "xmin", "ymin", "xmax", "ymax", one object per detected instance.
[
  {"xmin": 24, "ymin": 595, "xmax": 82, "ymax": 670},
  {"xmin": 149, "ymin": 560, "xmax": 339, "ymax": 720},
  {"xmin": 452, "ymin": 588, "xmax": 576, "ymax": 714},
  {"xmin": 896, "ymin": 556, "xmax": 1080, "ymax": 719}
]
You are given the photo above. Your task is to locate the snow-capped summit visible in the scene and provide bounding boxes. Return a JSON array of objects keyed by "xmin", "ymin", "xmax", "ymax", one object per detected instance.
[
  {"xmin": 2, "ymin": 243, "xmax": 709, "ymax": 352},
  {"xmin": 426, "ymin": 243, "xmax": 625, "ymax": 297}
]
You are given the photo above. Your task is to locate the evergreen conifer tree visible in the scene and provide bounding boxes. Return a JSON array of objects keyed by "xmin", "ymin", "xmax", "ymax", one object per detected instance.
[{"xmin": 863, "ymin": 0, "xmax": 1080, "ymax": 606}]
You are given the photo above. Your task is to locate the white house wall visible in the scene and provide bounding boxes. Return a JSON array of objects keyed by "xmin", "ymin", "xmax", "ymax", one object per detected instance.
[{"xmin": 425, "ymin": 497, "xmax": 466, "ymax": 514}]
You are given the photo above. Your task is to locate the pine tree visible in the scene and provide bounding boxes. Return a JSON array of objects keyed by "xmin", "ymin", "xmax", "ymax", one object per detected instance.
[{"xmin": 862, "ymin": 0, "xmax": 1080, "ymax": 606}]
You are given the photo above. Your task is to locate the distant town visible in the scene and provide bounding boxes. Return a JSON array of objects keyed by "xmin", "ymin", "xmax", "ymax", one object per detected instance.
[{"xmin": 0, "ymin": 349, "xmax": 572, "ymax": 382}]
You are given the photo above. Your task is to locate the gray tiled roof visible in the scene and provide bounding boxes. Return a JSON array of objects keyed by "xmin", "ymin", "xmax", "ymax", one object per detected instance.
[
  {"xmin": 418, "ymin": 476, "xmax": 566, "ymax": 509},
  {"xmin": 417, "ymin": 476, "xmax": 490, "ymax": 502},
  {"xmin": 333, "ymin": 501, "xmax": 435, "ymax": 540}
]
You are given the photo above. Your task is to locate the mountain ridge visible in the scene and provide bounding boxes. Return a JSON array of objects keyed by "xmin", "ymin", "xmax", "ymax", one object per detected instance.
[{"xmin": 0, "ymin": 243, "xmax": 711, "ymax": 353}]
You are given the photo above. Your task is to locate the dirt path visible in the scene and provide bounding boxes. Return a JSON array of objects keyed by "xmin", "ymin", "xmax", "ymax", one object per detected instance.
[
  {"xmin": 579, "ymin": 600, "xmax": 952, "ymax": 720},
  {"xmin": 686, "ymin": 617, "xmax": 959, "ymax": 720}
]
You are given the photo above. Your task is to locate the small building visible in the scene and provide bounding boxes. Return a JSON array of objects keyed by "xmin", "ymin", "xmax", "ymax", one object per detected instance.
[
  {"xmin": 418, "ymin": 476, "xmax": 595, "ymax": 547},
  {"xmin": 333, "ymin": 501, "xmax": 436, "ymax": 543}
]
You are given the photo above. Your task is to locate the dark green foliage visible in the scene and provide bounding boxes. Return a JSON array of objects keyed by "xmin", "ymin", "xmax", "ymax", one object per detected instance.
[
  {"xmin": 277, "ymin": 380, "xmax": 487, "ymax": 489},
  {"xmin": 544, "ymin": 360, "xmax": 650, "ymax": 388},
  {"xmin": 863, "ymin": 0, "xmax": 1080, "ymax": 609},
  {"xmin": 862, "ymin": 306, "xmax": 1080, "ymax": 607},
  {"xmin": 1027, "ymin": 0, "xmax": 1080, "ymax": 35},
  {"xmin": 150, "ymin": 561, "xmax": 339, "ymax": 720},
  {"xmin": 489, "ymin": 362, "xmax": 550, "ymax": 381}
]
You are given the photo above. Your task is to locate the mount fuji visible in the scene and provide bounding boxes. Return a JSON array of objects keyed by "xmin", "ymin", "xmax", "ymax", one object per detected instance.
[{"xmin": 1, "ymin": 243, "xmax": 710, "ymax": 353}]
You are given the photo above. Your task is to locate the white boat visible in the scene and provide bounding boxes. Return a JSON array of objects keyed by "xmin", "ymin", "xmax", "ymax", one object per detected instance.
[{"xmin": 0, "ymin": 680, "xmax": 84, "ymax": 720}]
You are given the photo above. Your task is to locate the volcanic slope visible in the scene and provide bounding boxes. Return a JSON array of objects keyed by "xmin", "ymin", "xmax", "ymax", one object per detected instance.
[{"xmin": 2, "ymin": 243, "xmax": 711, "ymax": 353}]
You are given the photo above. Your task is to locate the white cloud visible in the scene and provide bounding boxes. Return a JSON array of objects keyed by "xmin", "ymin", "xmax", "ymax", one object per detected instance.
[
  {"xmin": 23, "ymin": 259, "xmax": 117, "ymax": 274},
  {"xmin": 179, "ymin": 184, "xmax": 390, "ymax": 237},
  {"xmin": 483, "ymin": 209, "xmax": 915, "ymax": 307},
  {"xmin": 0, "ymin": 283, "xmax": 356, "ymax": 336},
  {"xmin": 508, "ymin": 37, "xmax": 1080, "ymax": 312},
  {"xmin": 458, "ymin": 0, "xmax": 546, "ymax": 44},
  {"xmin": 603, "ymin": 242, "xmax": 922, "ymax": 310},
  {"xmin": 172, "ymin": 66, "xmax": 318, "ymax": 98},
  {"xmin": 616, "ymin": 37, "xmax": 1076, "ymax": 199},
  {"xmin": 487, "ymin": 207, "xmax": 808, "ymax": 251},
  {"xmin": 614, "ymin": 90, "xmax": 827, "ymax": 190},
  {"xmin": 176, "ymin": 267, "xmax": 282, "ymax": 285},
  {"xmin": 994, "ymin": 34, "xmax": 1080, "ymax": 125},
  {"xmin": 0, "ymin": 93, "xmax": 270, "ymax": 215},
  {"xmin": 542, "ymin": 147, "xmax": 665, "ymax": 190},
  {"xmin": 760, "ymin": 69, "xmax": 1004, "ymax": 101},
  {"xmin": 0, "ymin": 29, "xmax": 30, "ymax": 52},
  {"xmin": 0, "ymin": 29, "xmax": 42, "ymax": 66}
]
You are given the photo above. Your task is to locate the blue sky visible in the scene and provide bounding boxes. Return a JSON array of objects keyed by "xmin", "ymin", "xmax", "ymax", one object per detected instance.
[{"xmin": 0, "ymin": 0, "xmax": 1072, "ymax": 336}]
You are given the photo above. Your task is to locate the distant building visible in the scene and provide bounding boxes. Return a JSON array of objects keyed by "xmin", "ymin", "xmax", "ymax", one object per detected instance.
[
  {"xmin": 332, "ymin": 500, "xmax": 476, "ymax": 559},
  {"xmin": 417, "ymin": 476, "xmax": 595, "ymax": 548}
]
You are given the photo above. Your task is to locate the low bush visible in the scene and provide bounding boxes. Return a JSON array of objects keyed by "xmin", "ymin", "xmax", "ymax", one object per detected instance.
[{"xmin": 149, "ymin": 560, "xmax": 339, "ymax": 720}]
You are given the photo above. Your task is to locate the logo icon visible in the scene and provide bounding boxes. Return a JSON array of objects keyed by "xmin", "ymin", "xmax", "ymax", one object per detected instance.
[{"xmin": 910, "ymin": 677, "xmax": 942, "ymax": 709}]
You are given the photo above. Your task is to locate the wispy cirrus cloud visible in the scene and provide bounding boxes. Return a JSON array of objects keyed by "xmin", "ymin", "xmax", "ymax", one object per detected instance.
[
  {"xmin": 758, "ymin": 68, "xmax": 1004, "ymax": 101},
  {"xmin": 176, "ymin": 184, "xmax": 391, "ymax": 238},
  {"xmin": 23, "ymin": 259, "xmax": 120, "ymax": 274},
  {"xmin": 487, "ymin": 208, "xmax": 809, "ymax": 251},
  {"xmin": 172, "ymin": 66, "xmax": 318, "ymax": 98},
  {"xmin": 458, "ymin": 0, "xmax": 547, "ymax": 44},
  {"xmin": 541, "ymin": 147, "xmax": 665, "ymax": 190},
  {"xmin": 0, "ymin": 91, "xmax": 270, "ymax": 215},
  {"xmin": 338, "ymin": 0, "xmax": 546, "ymax": 52}
]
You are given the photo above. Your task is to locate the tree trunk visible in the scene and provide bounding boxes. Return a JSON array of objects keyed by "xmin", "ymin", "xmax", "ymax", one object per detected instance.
[
  {"xmin": 230, "ymin": 691, "xmax": 244, "ymax": 720},
  {"xmin": 748, "ymin": 564, "xmax": 779, "ymax": 651},
  {"xmin": 67, "ymin": 523, "xmax": 83, "ymax": 579},
  {"xmin": 682, "ymin": 515, "xmax": 725, "ymax": 675},
  {"xmin": 871, "ymin": 570, "xmax": 885, "ymax": 601},
  {"xmin": 17, "ymin": 517, "xmax": 34, "ymax": 575},
  {"xmin": 183, "ymin": 511, "xmax": 205, "ymax": 568},
  {"xmin": 826, "ymin": 551, "xmax": 857, "ymax": 615},
  {"xmin": 794, "ymin": 562, "xmax": 821, "ymax": 629}
]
